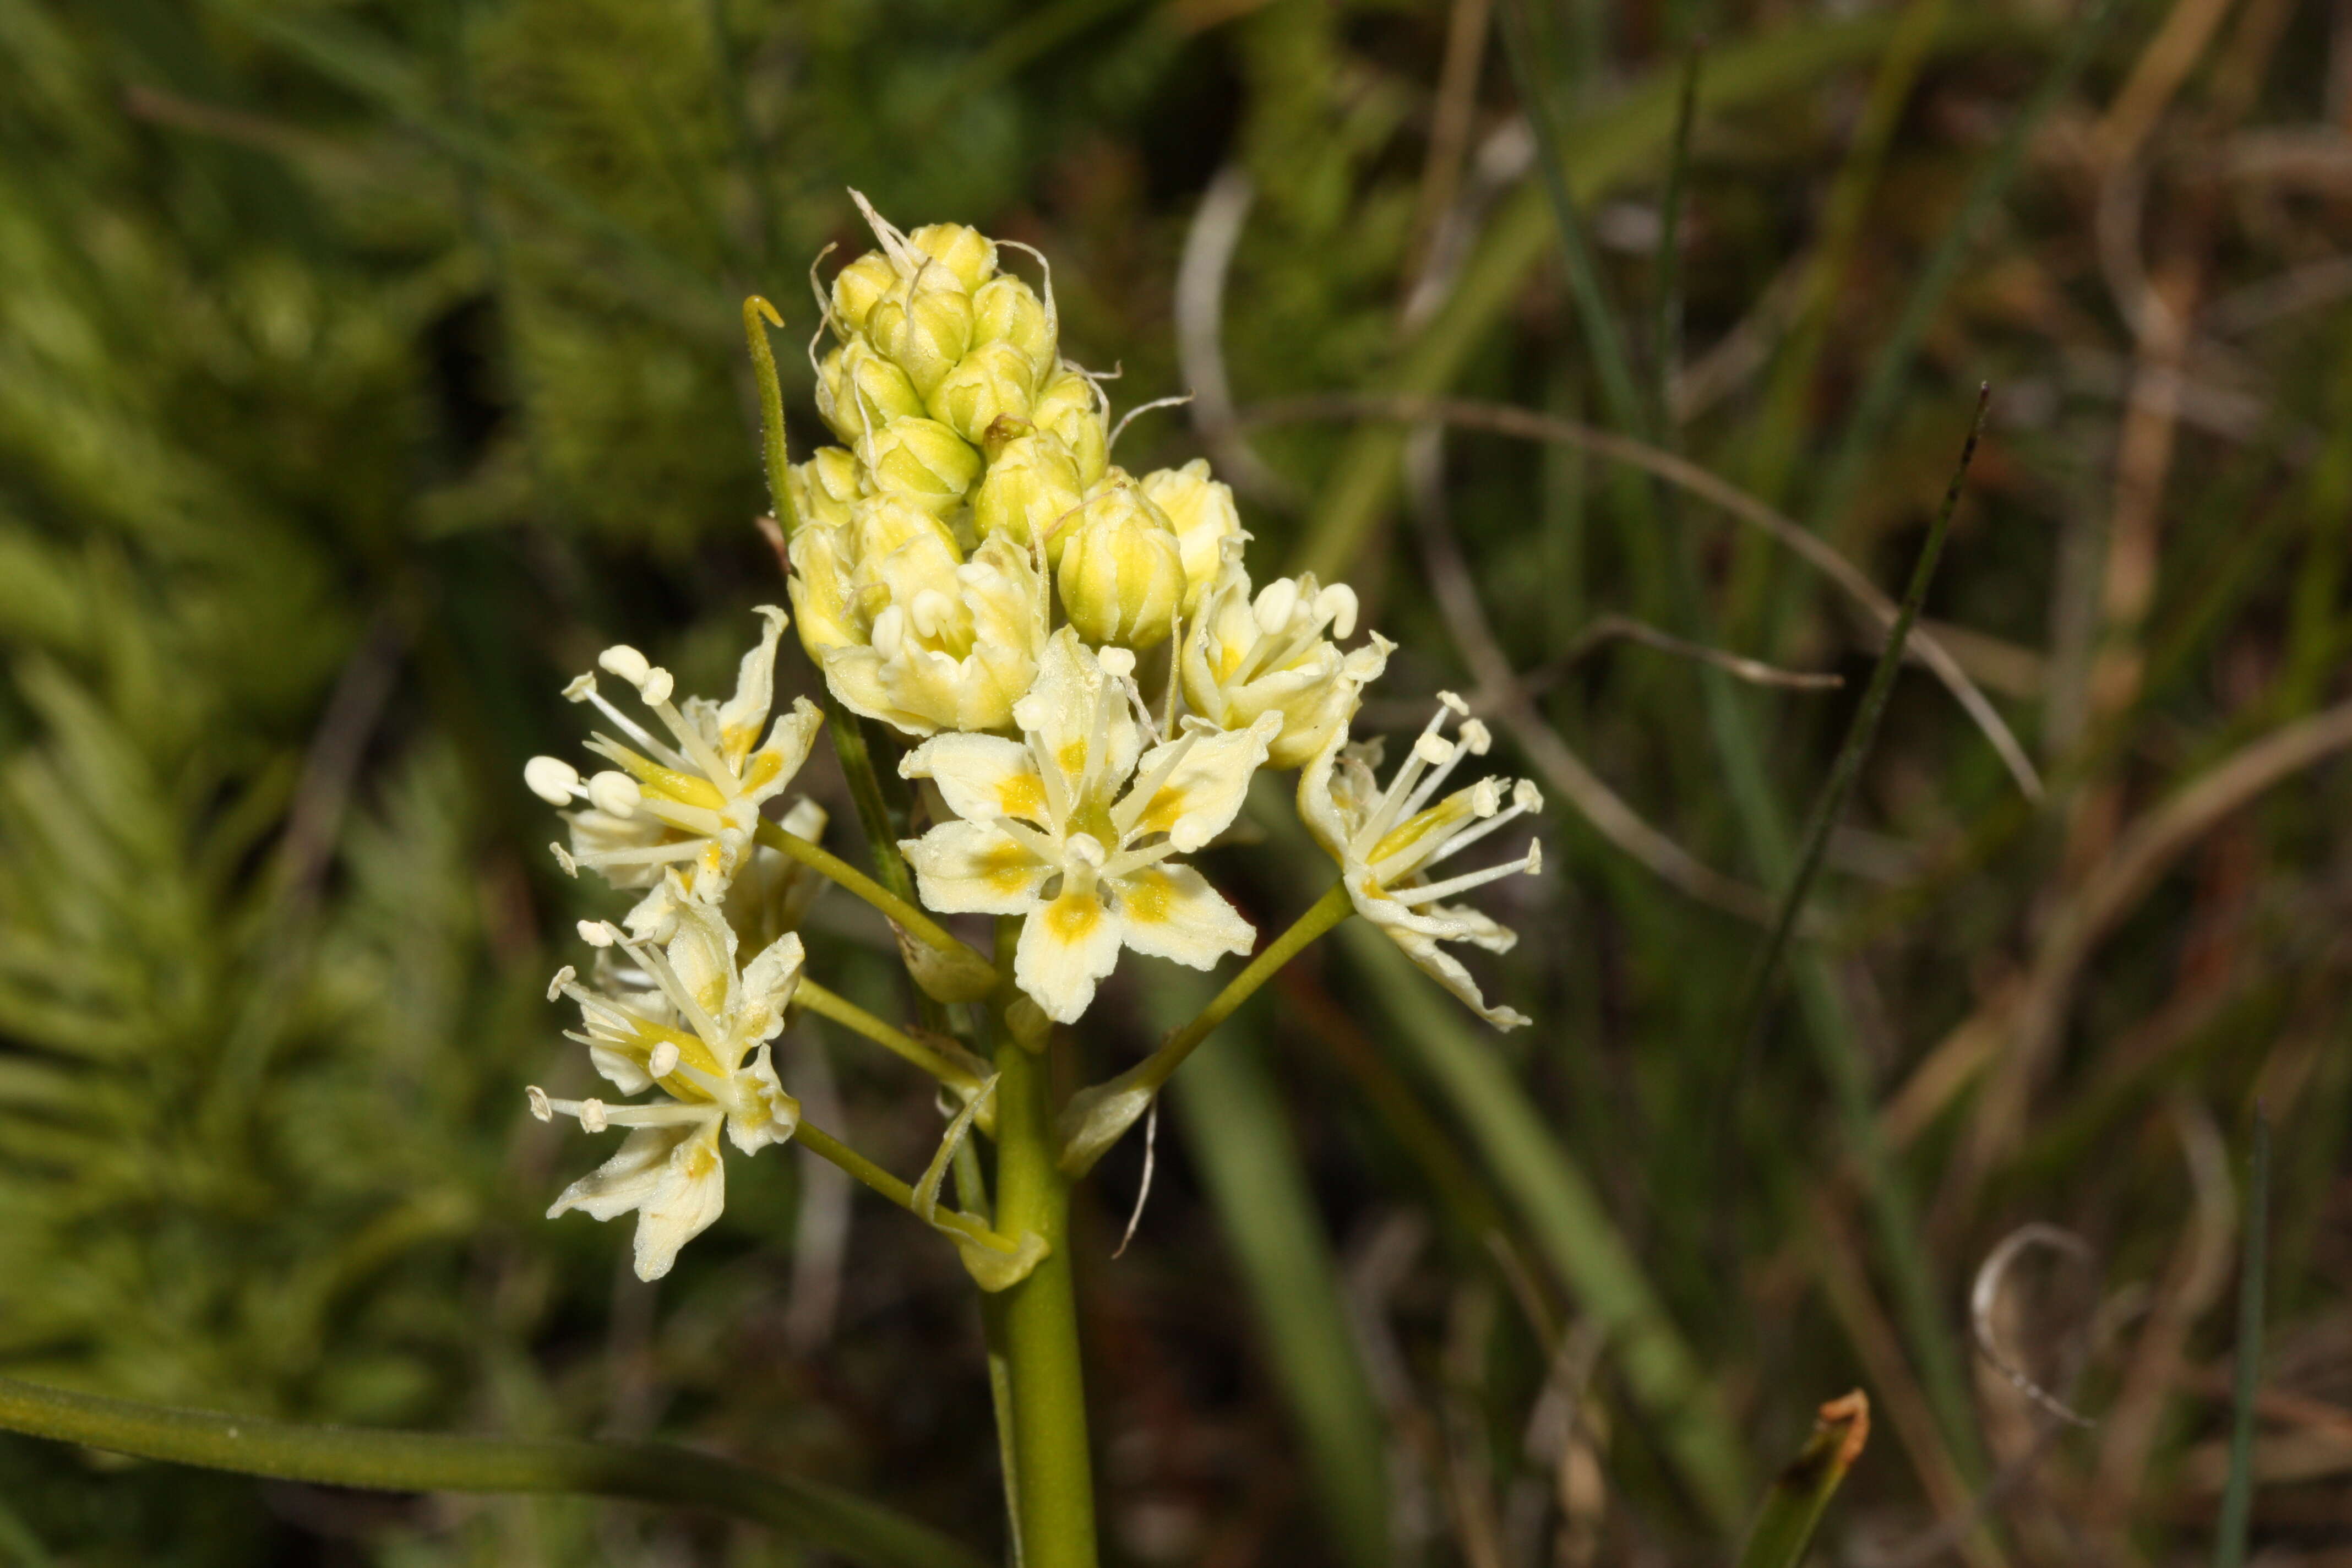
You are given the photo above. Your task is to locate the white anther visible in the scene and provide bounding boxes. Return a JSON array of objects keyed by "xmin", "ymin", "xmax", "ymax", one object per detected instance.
[
  {"xmin": 546, "ymin": 965, "xmax": 577, "ymax": 1003},
  {"xmin": 639, "ymin": 667, "xmax": 674, "ymax": 705},
  {"xmin": 1525, "ymin": 840, "xmax": 1543, "ymax": 875},
  {"xmin": 1414, "ymin": 734, "xmax": 1453, "ymax": 765},
  {"xmin": 1469, "ymin": 778, "xmax": 1504, "ymax": 815},
  {"xmin": 1437, "ymin": 691, "xmax": 1469, "ymax": 716},
  {"xmin": 1316, "ymin": 584, "xmax": 1359, "ymax": 640},
  {"xmin": 1253, "ymin": 578, "xmax": 1301, "ymax": 635},
  {"xmin": 1458, "ymin": 720, "xmax": 1491, "ymax": 755},
  {"xmin": 586, "ymin": 771, "xmax": 643, "ymax": 819},
  {"xmin": 578, "ymin": 920, "xmax": 618, "ymax": 948},
  {"xmin": 525, "ymin": 1086, "xmax": 553, "ymax": 1123},
  {"xmin": 909, "ymin": 589, "xmax": 954, "ymax": 641},
  {"xmin": 563, "ymin": 673, "xmax": 598, "ymax": 702},
  {"xmin": 1511, "ymin": 780, "xmax": 1543, "ymax": 812},
  {"xmin": 646, "ymin": 1040, "xmax": 681, "ymax": 1077},
  {"xmin": 524, "ymin": 756, "xmax": 581, "ymax": 805},
  {"xmin": 871, "ymin": 605, "xmax": 906, "ymax": 660},
  {"xmin": 598, "ymin": 645, "xmax": 652, "ymax": 685},
  {"xmin": 578, "ymin": 1098, "xmax": 609, "ymax": 1134},
  {"xmin": 549, "ymin": 841, "xmax": 578, "ymax": 876},
  {"xmin": 1097, "ymin": 646, "xmax": 1136, "ymax": 679}
]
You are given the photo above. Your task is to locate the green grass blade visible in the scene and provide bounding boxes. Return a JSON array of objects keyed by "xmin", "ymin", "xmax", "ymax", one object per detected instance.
[
  {"xmin": 2214, "ymin": 1110, "xmax": 2271, "ymax": 1567},
  {"xmin": 1806, "ymin": 0, "xmax": 2126, "ymax": 533},
  {"xmin": 1290, "ymin": 7, "xmax": 2035, "ymax": 581},
  {"xmin": 1168, "ymin": 989, "xmax": 1393, "ymax": 1568},
  {"xmin": 0, "ymin": 1374, "xmax": 987, "ymax": 1568},
  {"xmin": 1733, "ymin": 1393, "xmax": 1870, "ymax": 1568},
  {"xmin": 1337, "ymin": 923, "xmax": 1751, "ymax": 1533}
]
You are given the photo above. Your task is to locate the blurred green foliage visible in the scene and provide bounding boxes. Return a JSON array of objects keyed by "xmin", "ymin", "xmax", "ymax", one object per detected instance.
[{"xmin": 3, "ymin": 0, "xmax": 2350, "ymax": 1561}]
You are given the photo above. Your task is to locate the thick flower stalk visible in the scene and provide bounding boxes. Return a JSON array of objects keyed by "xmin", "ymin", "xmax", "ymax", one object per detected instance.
[
  {"xmin": 530, "ymin": 891, "xmax": 804, "ymax": 1281},
  {"xmin": 899, "ymin": 629, "xmax": 1278, "ymax": 1022},
  {"xmin": 1299, "ymin": 694, "xmax": 1545, "ymax": 1029}
]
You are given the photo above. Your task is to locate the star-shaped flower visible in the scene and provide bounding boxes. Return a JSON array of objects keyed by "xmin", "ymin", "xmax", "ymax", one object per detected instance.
[
  {"xmin": 529, "ymin": 888, "xmax": 803, "ymax": 1281},
  {"xmin": 899, "ymin": 629, "xmax": 1279, "ymax": 1022},
  {"xmin": 525, "ymin": 607, "xmax": 823, "ymax": 937},
  {"xmin": 1179, "ymin": 540, "xmax": 1389, "ymax": 770},
  {"xmin": 1298, "ymin": 695, "xmax": 1543, "ymax": 1030}
]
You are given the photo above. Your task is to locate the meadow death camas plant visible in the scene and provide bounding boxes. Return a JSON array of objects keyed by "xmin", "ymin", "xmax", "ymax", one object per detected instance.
[{"xmin": 517, "ymin": 193, "xmax": 1543, "ymax": 1565}]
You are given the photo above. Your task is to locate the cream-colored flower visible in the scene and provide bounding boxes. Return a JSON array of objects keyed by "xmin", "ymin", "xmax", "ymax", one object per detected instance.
[
  {"xmin": 899, "ymin": 630, "xmax": 1278, "ymax": 1023},
  {"xmin": 527, "ymin": 607, "xmax": 823, "ymax": 937},
  {"xmin": 787, "ymin": 496, "xmax": 1047, "ymax": 736},
  {"xmin": 1180, "ymin": 543, "xmax": 1389, "ymax": 770},
  {"xmin": 1139, "ymin": 460, "xmax": 1243, "ymax": 614},
  {"xmin": 530, "ymin": 892, "xmax": 803, "ymax": 1280},
  {"xmin": 1298, "ymin": 696, "xmax": 1543, "ymax": 1030}
]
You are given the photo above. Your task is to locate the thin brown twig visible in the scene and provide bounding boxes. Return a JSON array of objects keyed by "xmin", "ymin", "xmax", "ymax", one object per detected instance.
[
  {"xmin": 1241, "ymin": 393, "xmax": 2047, "ymax": 804},
  {"xmin": 1561, "ymin": 613, "xmax": 1844, "ymax": 691}
]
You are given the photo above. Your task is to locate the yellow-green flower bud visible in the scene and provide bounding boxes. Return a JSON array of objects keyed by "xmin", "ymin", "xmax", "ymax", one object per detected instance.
[
  {"xmin": 785, "ymin": 445, "xmax": 862, "ymax": 530},
  {"xmin": 906, "ymin": 222, "xmax": 997, "ymax": 293},
  {"xmin": 1031, "ymin": 367, "xmax": 1108, "ymax": 488},
  {"xmin": 866, "ymin": 270, "xmax": 975, "ymax": 398},
  {"xmin": 1055, "ymin": 478, "xmax": 1185, "ymax": 650},
  {"xmin": 817, "ymin": 340, "xmax": 927, "ymax": 443},
  {"xmin": 1140, "ymin": 459, "xmax": 1243, "ymax": 614},
  {"xmin": 830, "ymin": 250, "xmax": 899, "ymax": 337},
  {"xmin": 862, "ymin": 417, "xmax": 983, "ymax": 516},
  {"xmin": 971, "ymin": 274, "xmax": 1057, "ymax": 378},
  {"xmin": 927, "ymin": 340, "xmax": 1037, "ymax": 446},
  {"xmin": 973, "ymin": 430, "xmax": 1085, "ymax": 564}
]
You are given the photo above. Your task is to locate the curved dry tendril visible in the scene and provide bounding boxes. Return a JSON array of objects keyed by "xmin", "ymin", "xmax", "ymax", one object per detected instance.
[{"xmin": 1970, "ymin": 1222, "xmax": 2099, "ymax": 1428}]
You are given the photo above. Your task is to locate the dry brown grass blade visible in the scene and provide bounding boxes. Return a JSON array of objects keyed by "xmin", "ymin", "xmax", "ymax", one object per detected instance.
[
  {"xmin": 1243, "ymin": 393, "xmax": 2046, "ymax": 804},
  {"xmin": 1962, "ymin": 698, "xmax": 2352, "ymax": 1180}
]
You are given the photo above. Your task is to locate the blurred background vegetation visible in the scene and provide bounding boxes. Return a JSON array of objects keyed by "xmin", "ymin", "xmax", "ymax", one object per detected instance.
[{"xmin": 2, "ymin": 0, "xmax": 2348, "ymax": 1561}]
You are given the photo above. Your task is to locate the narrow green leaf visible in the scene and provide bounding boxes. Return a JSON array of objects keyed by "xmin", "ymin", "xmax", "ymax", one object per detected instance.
[
  {"xmin": 1337, "ymin": 923, "xmax": 1751, "ymax": 1534},
  {"xmin": 1166, "ymin": 987, "xmax": 1392, "ymax": 1568},
  {"xmin": 1734, "ymin": 1392, "xmax": 1871, "ymax": 1568},
  {"xmin": 0, "ymin": 1374, "xmax": 987, "ymax": 1568}
]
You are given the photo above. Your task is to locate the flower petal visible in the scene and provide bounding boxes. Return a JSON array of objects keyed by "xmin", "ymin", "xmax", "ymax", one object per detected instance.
[
  {"xmin": 902, "ymin": 732, "xmax": 1053, "ymax": 827},
  {"xmin": 1012, "ymin": 629, "xmax": 1137, "ymax": 814},
  {"xmin": 1385, "ymin": 924, "xmax": 1531, "ymax": 1032},
  {"xmin": 903, "ymin": 819, "xmax": 1053, "ymax": 914},
  {"xmin": 1121, "ymin": 714, "xmax": 1278, "ymax": 852},
  {"xmin": 1109, "ymin": 864, "xmax": 1254, "ymax": 969},
  {"xmin": 547, "ymin": 1118, "xmax": 730, "ymax": 1279},
  {"xmin": 712, "ymin": 605, "xmax": 789, "ymax": 767},
  {"xmin": 1015, "ymin": 885, "xmax": 1124, "ymax": 1023}
]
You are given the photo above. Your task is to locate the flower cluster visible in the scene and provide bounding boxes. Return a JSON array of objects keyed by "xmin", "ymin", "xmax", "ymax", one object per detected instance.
[{"xmin": 524, "ymin": 197, "xmax": 1546, "ymax": 1282}]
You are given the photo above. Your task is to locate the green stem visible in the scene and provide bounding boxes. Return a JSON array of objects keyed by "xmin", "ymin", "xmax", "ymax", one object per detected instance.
[
  {"xmin": 0, "ymin": 1375, "xmax": 984, "ymax": 1568},
  {"xmin": 795, "ymin": 978, "xmax": 984, "ymax": 1092},
  {"xmin": 796, "ymin": 1120, "xmax": 1023, "ymax": 1258},
  {"xmin": 1055, "ymin": 881, "xmax": 1355, "ymax": 1175},
  {"xmin": 989, "ymin": 921, "xmax": 1096, "ymax": 1568},
  {"xmin": 756, "ymin": 817, "xmax": 992, "ymax": 980}
]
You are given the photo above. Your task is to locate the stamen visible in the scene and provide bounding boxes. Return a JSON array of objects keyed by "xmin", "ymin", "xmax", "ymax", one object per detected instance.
[
  {"xmin": 1378, "ymin": 785, "xmax": 1533, "ymax": 880},
  {"xmin": 639, "ymin": 668, "xmax": 675, "ymax": 706},
  {"xmin": 1102, "ymin": 839, "xmax": 1180, "ymax": 880},
  {"xmin": 578, "ymin": 1098, "xmax": 609, "ymax": 1134},
  {"xmin": 646, "ymin": 695, "xmax": 741, "ymax": 794},
  {"xmin": 647, "ymin": 1040, "xmax": 681, "ymax": 1079},
  {"xmin": 573, "ymin": 841, "xmax": 710, "ymax": 871},
  {"xmin": 572, "ymin": 681, "xmax": 687, "ymax": 770},
  {"xmin": 525, "ymin": 756, "xmax": 582, "ymax": 805},
  {"xmin": 525, "ymin": 1086, "xmax": 553, "ymax": 1122},
  {"xmin": 549, "ymin": 841, "xmax": 578, "ymax": 876},
  {"xmin": 994, "ymin": 816, "xmax": 1063, "ymax": 867},
  {"xmin": 1316, "ymin": 583, "xmax": 1358, "ymax": 640},
  {"xmin": 586, "ymin": 771, "xmax": 642, "ymax": 819},
  {"xmin": 1395, "ymin": 734, "xmax": 1482, "ymax": 825},
  {"xmin": 579, "ymin": 921, "xmax": 619, "ymax": 948},
  {"xmin": 1023, "ymin": 729, "xmax": 1073, "ymax": 828},
  {"xmin": 1385, "ymin": 843, "xmax": 1542, "ymax": 907},
  {"xmin": 600, "ymin": 646, "xmax": 652, "ymax": 687},
  {"xmin": 546, "ymin": 966, "xmax": 577, "ymax": 1003},
  {"xmin": 1253, "ymin": 579, "xmax": 1300, "ymax": 636},
  {"xmin": 630, "ymin": 940, "xmax": 731, "ymax": 1058},
  {"xmin": 1356, "ymin": 703, "xmax": 1458, "ymax": 852}
]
